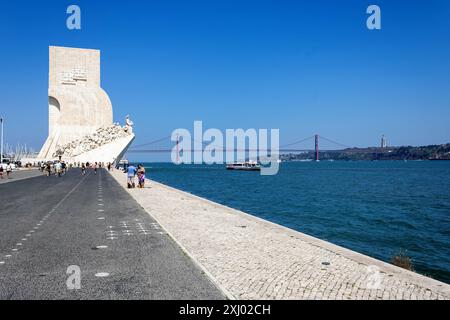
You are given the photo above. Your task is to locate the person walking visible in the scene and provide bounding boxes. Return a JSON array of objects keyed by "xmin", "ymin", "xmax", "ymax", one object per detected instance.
[
  {"xmin": 81, "ymin": 163, "xmax": 86, "ymax": 175},
  {"xmin": 6, "ymin": 162, "xmax": 12, "ymax": 179},
  {"xmin": 127, "ymin": 163, "xmax": 136, "ymax": 188},
  {"xmin": 55, "ymin": 161, "xmax": 62, "ymax": 177},
  {"xmin": 0, "ymin": 164, "xmax": 3, "ymax": 179},
  {"xmin": 137, "ymin": 164, "xmax": 146, "ymax": 188},
  {"xmin": 94, "ymin": 162, "xmax": 98, "ymax": 175}
]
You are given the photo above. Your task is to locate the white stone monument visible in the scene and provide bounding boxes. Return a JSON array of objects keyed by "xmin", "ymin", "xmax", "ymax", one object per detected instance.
[{"xmin": 35, "ymin": 46, "xmax": 134, "ymax": 164}]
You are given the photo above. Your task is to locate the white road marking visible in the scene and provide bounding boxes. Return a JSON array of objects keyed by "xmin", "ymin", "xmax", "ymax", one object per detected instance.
[
  {"xmin": 16, "ymin": 243, "xmax": 22, "ymax": 246},
  {"xmin": 96, "ymin": 245, "xmax": 108, "ymax": 249},
  {"xmin": 5, "ymin": 255, "xmax": 12, "ymax": 258},
  {"xmin": 21, "ymin": 238, "xmax": 27, "ymax": 241},
  {"xmin": 0, "ymin": 261, "xmax": 5, "ymax": 265},
  {"xmin": 12, "ymin": 249, "xmax": 18, "ymax": 252},
  {"xmin": 98, "ymin": 209, "xmax": 104, "ymax": 212},
  {"xmin": 44, "ymin": 171, "xmax": 91, "ymax": 217},
  {"xmin": 97, "ymin": 217, "xmax": 105, "ymax": 220},
  {"xmin": 106, "ymin": 237, "xmax": 117, "ymax": 240}
]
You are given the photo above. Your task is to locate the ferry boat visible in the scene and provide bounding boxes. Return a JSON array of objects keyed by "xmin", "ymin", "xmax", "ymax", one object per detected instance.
[{"xmin": 226, "ymin": 161, "xmax": 261, "ymax": 171}]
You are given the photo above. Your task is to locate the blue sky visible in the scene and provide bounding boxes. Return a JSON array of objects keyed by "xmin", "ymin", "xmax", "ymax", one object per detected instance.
[{"xmin": 0, "ymin": 0, "xmax": 449, "ymax": 160}]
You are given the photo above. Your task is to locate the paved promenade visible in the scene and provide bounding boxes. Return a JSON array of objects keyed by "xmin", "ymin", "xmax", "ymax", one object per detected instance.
[
  {"xmin": 110, "ymin": 170, "xmax": 450, "ymax": 300},
  {"xmin": 0, "ymin": 169, "xmax": 224, "ymax": 299}
]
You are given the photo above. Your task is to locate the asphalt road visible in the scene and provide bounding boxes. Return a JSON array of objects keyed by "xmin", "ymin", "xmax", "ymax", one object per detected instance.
[
  {"xmin": 0, "ymin": 169, "xmax": 43, "ymax": 184},
  {"xmin": 0, "ymin": 168, "xmax": 225, "ymax": 300}
]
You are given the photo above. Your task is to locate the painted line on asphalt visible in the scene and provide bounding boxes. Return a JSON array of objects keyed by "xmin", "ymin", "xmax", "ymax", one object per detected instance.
[{"xmin": 3, "ymin": 172, "xmax": 92, "ymax": 263}]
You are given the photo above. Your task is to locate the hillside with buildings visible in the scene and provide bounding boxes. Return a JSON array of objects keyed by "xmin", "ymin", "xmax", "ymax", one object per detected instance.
[{"xmin": 281, "ymin": 143, "xmax": 450, "ymax": 161}]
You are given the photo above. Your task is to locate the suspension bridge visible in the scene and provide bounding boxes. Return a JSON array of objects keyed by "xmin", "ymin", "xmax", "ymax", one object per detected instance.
[{"xmin": 127, "ymin": 134, "xmax": 354, "ymax": 161}]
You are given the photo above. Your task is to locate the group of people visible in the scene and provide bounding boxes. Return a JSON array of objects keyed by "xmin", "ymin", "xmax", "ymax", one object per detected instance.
[
  {"xmin": 126, "ymin": 163, "xmax": 146, "ymax": 188},
  {"xmin": 37, "ymin": 161, "xmax": 114, "ymax": 177},
  {"xmin": 0, "ymin": 163, "xmax": 13, "ymax": 179},
  {"xmin": 81, "ymin": 162, "xmax": 99, "ymax": 175},
  {"xmin": 39, "ymin": 161, "xmax": 68, "ymax": 177}
]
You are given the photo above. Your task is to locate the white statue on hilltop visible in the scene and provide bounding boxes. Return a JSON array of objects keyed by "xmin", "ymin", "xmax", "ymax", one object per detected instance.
[{"xmin": 125, "ymin": 115, "xmax": 134, "ymax": 134}]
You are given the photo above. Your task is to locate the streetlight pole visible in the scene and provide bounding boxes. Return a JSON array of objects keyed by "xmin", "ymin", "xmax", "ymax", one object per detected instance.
[{"xmin": 0, "ymin": 117, "xmax": 3, "ymax": 164}]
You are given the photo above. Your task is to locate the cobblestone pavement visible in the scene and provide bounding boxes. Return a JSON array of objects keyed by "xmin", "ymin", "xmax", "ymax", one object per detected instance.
[{"xmin": 111, "ymin": 171, "xmax": 450, "ymax": 300}]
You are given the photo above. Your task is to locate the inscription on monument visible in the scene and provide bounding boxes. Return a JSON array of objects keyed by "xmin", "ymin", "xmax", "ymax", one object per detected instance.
[{"xmin": 60, "ymin": 67, "xmax": 87, "ymax": 85}]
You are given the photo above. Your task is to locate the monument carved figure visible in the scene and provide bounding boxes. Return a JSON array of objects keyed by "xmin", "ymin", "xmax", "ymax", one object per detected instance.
[{"xmin": 125, "ymin": 115, "xmax": 134, "ymax": 134}]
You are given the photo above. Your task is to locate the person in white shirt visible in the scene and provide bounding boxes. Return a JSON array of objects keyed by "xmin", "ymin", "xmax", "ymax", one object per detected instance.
[
  {"xmin": 6, "ymin": 163, "xmax": 12, "ymax": 179},
  {"xmin": 55, "ymin": 162, "xmax": 62, "ymax": 177}
]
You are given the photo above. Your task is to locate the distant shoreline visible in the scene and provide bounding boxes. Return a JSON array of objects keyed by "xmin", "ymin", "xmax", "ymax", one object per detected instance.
[{"xmin": 280, "ymin": 143, "xmax": 450, "ymax": 162}]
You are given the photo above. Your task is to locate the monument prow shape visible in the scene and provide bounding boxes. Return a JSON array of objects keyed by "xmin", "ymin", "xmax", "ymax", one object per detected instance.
[{"xmin": 36, "ymin": 46, "xmax": 134, "ymax": 164}]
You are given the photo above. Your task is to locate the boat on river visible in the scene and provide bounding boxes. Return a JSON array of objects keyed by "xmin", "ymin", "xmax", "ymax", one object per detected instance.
[{"xmin": 226, "ymin": 160, "xmax": 261, "ymax": 171}]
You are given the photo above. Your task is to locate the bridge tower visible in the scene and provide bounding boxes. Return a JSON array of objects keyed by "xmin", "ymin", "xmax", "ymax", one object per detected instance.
[{"xmin": 315, "ymin": 134, "xmax": 319, "ymax": 161}]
